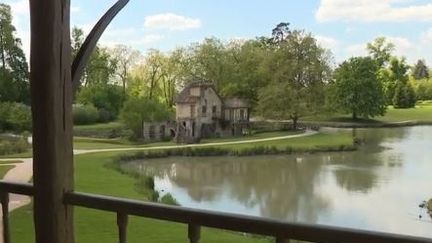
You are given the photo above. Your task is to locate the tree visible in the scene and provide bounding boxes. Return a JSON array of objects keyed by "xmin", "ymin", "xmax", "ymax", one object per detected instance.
[
  {"xmin": 412, "ymin": 59, "xmax": 429, "ymax": 80},
  {"xmin": 367, "ymin": 37, "xmax": 395, "ymax": 68},
  {"xmin": 271, "ymin": 22, "xmax": 291, "ymax": 44},
  {"xmin": 388, "ymin": 57, "xmax": 416, "ymax": 108},
  {"xmin": 257, "ymin": 30, "xmax": 331, "ymax": 128},
  {"xmin": 112, "ymin": 45, "xmax": 141, "ymax": 96},
  {"xmin": 120, "ymin": 97, "xmax": 172, "ymax": 138},
  {"xmin": 76, "ymin": 83, "xmax": 124, "ymax": 122},
  {"xmin": 0, "ymin": 4, "xmax": 29, "ymax": 104},
  {"xmin": 257, "ymin": 82, "xmax": 307, "ymax": 129},
  {"xmin": 71, "ymin": 27, "xmax": 117, "ymax": 89},
  {"xmin": 393, "ymin": 82, "xmax": 416, "ymax": 108},
  {"xmin": 331, "ymin": 57, "xmax": 386, "ymax": 120}
]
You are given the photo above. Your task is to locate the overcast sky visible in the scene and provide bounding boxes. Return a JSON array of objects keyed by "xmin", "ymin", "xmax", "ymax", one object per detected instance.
[{"xmin": 4, "ymin": 0, "xmax": 432, "ymax": 65}]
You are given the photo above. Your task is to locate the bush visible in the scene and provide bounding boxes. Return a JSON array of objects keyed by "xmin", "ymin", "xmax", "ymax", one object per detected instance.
[
  {"xmin": 414, "ymin": 79, "xmax": 432, "ymax": 101},
  {"xmin": 77, "ymin": 84, "xmax": 124, "ymax": 122},
  {"xmin": 0, "ymin": 102, "xmax": 32, "ymax": 132},
  {"xmin": 0, "ymin": 137, "xmax": 30, "ymax": 155},
  {"xmin": 393, "ymin": 82, "xmax": 416, "ymax": 108},
  {"xmin": 73, "ymin": 104, "xmax": 99, "ymax": 125},
  {"xmin": 159, "ymin": 193, "xmax": 179, "ymax": 206}
]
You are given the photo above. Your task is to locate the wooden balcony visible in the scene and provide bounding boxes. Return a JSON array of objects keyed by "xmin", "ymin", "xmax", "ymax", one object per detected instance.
[{"xmin": 0, "ymin": 181, "xmax": 431, "ymax": 243}]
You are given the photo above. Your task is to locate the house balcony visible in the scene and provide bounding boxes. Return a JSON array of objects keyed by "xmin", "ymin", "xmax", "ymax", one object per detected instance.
[{"xmin": 0, "ymin": 181, "xmax": 430, "ymax": 243}]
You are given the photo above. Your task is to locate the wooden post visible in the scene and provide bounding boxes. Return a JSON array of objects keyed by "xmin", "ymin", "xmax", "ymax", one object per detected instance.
[{"xmin": 29, "ymin": 1, "xmax": 74, "ymax": 243}]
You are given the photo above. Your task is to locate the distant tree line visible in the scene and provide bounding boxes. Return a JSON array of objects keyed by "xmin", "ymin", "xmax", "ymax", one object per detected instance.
[{"xmin": 2, "ymin": 1, "xmax": 432, "ymax": 136}]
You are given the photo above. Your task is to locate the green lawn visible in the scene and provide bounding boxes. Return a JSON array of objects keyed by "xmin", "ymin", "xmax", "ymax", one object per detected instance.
[
  {"xmin": 74, "ymin": 122, "xmax": 124, "ymax": 130},
  {"xmin": 0, "ymin": 160, "xmax": 22, "ymax": 164},
  {"xmin": 304, "ymin": 104, "xmax": 432, "ymax": 124},
  {"xmin": 10, "ymin": 151, "xmax": 269, "ymax": 243},
  {"xmin": 0, "ymin": 165, "xmax": 15, "ymax": 178}
]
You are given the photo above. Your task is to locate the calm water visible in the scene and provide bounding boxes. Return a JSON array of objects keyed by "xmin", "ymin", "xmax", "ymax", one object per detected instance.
[{"xmin": 121, "ymin": 126, "xmax": 432, "ymax": 238}]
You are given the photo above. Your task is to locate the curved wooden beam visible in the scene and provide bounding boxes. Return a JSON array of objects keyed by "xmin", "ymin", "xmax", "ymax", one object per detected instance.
[{"xmin": 71, "ymin": 0, "xmax": 129, "ymax": 93}]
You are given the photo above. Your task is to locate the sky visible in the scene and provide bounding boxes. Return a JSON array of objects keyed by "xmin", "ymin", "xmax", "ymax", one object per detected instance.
[{"xmin": 4, "ymin": 0, "xmax": 432, "ymax": 65}]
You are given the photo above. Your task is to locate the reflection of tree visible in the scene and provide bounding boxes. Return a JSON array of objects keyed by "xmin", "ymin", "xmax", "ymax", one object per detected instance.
[
  {"xmin": 121, "ymin": 127, "xmax": 410, "ymax": 222},
  {"xmin": 330, "ymin": 127, "xmax": 407, "ymax": 193},
  {"xmin": 131, "ymin": 156, "xmax": 331, "ymax": 223}
]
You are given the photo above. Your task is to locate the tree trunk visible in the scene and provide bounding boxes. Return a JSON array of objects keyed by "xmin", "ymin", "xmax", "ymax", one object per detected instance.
[
  {"xmin": 352, "ymin": 111, "xmax": 357, "ymax": 120},
  {"xmin": 29, "ymin": 1, "xmax": 74, "ymax": 243},
  {"xmin": 0, "ymin": 24, "xmax": 5, "ymax": 69},
  {"xmin": 292, "ymin": 116, "xmax": 298, "ymax": 130}
]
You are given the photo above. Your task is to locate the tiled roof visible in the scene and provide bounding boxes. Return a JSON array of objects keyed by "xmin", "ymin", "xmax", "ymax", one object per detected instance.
[{"xmin": 175, "ymin": 81, "xmax": 215, "ymax": 104}]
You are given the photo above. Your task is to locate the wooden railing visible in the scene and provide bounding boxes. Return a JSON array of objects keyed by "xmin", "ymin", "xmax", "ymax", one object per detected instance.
[{"xmin": 0, "ymin": 181, "xmax": 431, "ymax": 243}]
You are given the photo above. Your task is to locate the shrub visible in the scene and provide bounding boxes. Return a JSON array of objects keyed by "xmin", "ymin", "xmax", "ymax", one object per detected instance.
[
  {"xmin": 0, "ymin": 102, "xmax": 32, "ymax": 132},
  {"xmin": 73, "ymin": 104, "xmax": 99, "ymax": 125},
  {"xmin": 77, "ymin": 84, "xmax": 124, "ymax": 122},
  {"xmin": 160, "ymin": 193, "xmax": 179, "ymax": 206},
  {"xmin": 393, "ymin": 82, "xmax": 416, "ymax": 108},
  {"xmin": 0, "ymin": 137, "xmax": 30, "ymax": 155}
]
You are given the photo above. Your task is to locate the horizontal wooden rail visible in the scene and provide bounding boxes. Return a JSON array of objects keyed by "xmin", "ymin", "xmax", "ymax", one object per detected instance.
[
  {"xmin": 0, "ymin": 181, "xmax": 431, "ymax": 243},
  {"xmin": 64, "ymin": 191, "xmax": 432, "ymax": 243},
  {"xmin": 0, "ymin": 181, "xmax": 34, "ymax": 196}
]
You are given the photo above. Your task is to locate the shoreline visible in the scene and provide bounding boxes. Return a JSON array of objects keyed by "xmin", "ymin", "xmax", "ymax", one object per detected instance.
[{"xmin": 275, "ymin": 120, "xmax": 432, "ymax": 129}]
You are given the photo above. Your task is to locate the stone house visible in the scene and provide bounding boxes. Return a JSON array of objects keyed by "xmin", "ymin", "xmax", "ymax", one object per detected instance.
[
  {"xmin": 142, "ymin": 121, "xmax": 175, "ymax": 142},
  {"xmin": 175, "ymin": 82, "xmax": 250, "ymax": 143}
]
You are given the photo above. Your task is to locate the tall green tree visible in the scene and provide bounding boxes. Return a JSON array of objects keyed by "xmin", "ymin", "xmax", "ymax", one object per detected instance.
[
  {"xmin": 412, "ymin": 59, "xmax": 429, "ymax": 80},
  {"xmin": 0, "ymin": 4, "xmax": 29, "ymax": 104},
  {"xmin": 257, "ymin": 29, "xmax": 331, "ymax": 128},
  {"xmin": 71, "ymin": 27, "xmax": 117, "ymax": 88},
  {"xmin": 389, "ymin": 57, "xmax": 416, "ymax": 108},
  {"xmin": 331, "ymin": 57, "xmax": 386, "ymax": 120},
  {"xmin": 367, "ymin": 37, "xmax": 395, "ymax": 68},
  {"xmin": 111, "ymin": 45, "xmax": 141, "ymax": 97}
]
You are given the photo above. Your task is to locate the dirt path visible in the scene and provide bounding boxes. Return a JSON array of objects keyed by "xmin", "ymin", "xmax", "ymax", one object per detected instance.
[{"xmin": 0, "ymin": 129, "xmax": 317, "ymax": 237}]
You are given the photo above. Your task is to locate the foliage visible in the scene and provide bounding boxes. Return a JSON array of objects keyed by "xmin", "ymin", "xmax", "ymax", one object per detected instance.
[
  {"xmin": 0, "ymin": 102, "xmax": 32, "ymax": 132},
  {"xmin": 73, "ymin": 122, "xmax": 131, "ymax": 139},
  {"xmin": 71, "ymin": 27, "xmax": 117, "ymax": 89},
  {"xmin": 0, "ymin": 4, "xmax": 29, "ymax": 104},
  {"xmin": 257, "ymin": 30, "xmax": 331, "ymax": 128},
  {"xmin": 367, "ymin": 37, "xmax": 395, "ymax": 68},
  {"xmin": 412, "ymin": 78, "xmax": 432, "ymax": 100},
  {"xmin": 393, "ymin": 82, "xmax": 416, "ymax": 109},
  {"xmin": 76, "ymin": 83, "xmax": 124, "ymax": 122},
  {"xmin": 389, "ymin": 57, "xmax": 416, "ymax": 108},
  {"xmin": 159, "ymin": 193, "xmax": 180, "ymax": 206},
  {"xmin": 111, "ymin": 45, "xmax": 141, "ymax": 96},
  {"xmin": 331, "ymin": 57, "xmax": 386, "ymax": 119},
  {"xmin": 72, "ymin": 104, "xmax": 99, "ymax": 125},
  {"xmin": 412, "ymin": 59, "xmax": 429, "ymax": 80},
  {"xmin": 120, "ymin": 97, "xmax": 172, "ymax": 138},
  {"xmin": 0, "ymin": 136, "xmax": 30, "ymax": 155}
]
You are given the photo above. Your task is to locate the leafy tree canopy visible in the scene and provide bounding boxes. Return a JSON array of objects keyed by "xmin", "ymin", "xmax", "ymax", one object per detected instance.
[{"xmin": 331, "ymin": 56, "xmax": 386, "ymax": 119}]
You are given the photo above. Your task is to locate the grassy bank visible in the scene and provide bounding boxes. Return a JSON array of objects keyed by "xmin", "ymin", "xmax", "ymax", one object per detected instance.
[
  {"xmin": 10, "ymin": 151, "xmax": 268, "ymax": 243},
  {"xmin": 302, "ymin": 104, "xmax": 432, "ymax": 127},
  {"xmin": 0, "ymin": 165, "xmax": 14, "ymax": 178}
]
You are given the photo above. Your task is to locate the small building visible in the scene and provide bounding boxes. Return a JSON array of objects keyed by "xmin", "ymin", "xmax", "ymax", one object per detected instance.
[
  {"xmin": 175, "ymin": 82, "xmax": 250, "ymax": 143},
  {"xmin": 142, "ymin": 121, "xmax": 175, "ymax": 142}
]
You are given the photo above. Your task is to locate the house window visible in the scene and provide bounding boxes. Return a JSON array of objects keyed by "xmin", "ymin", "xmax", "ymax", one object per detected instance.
[
  {"xmin": 212, "ymin": 106, "xmax": 217, "ymax": 114},
  {"xmin": 240, "ymin": 109, "xmax": 245, "ymax": 121},
  {"xmin": 202, "ymin": 106, "xmax": 207, "ymax": 116}
]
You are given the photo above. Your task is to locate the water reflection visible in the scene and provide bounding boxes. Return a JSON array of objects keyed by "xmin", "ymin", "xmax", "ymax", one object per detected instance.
[{"xmin": 121, "ymin": 126, "xmax": 432, "ymax": 238}]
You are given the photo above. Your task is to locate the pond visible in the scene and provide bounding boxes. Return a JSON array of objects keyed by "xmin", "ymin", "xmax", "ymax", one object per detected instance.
[{"xmin": 121, "ymin": 126, "xmax": 432, "ymax": 238}]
